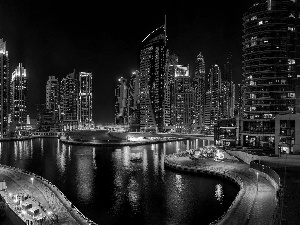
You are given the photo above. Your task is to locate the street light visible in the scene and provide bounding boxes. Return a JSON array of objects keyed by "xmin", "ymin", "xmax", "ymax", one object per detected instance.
[
  {"xmin": 256, "ymin": 172, "xmax": 259, "ymax": 192},
  {"xmin": 30, "ymin": 177, "xmax": 34, "ymax": 197}
]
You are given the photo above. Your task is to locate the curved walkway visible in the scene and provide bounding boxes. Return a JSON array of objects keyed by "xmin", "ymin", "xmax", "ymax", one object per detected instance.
[
  {"xmin": 0, "ymin": 165, "xmax": 96, "ymax": 225},
  {"xmin": 164, "ymin": 154, "xmax": 278, "ymax": 225}
]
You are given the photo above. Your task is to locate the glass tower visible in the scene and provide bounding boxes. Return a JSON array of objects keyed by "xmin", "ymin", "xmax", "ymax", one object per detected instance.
[
  {"xmin": 139, "ymin": 24, "xmax": 168, "ymax": 132},
  {"xmin": 0, "ymin": 38, "xmax": 9, "ymax": 137},
  {"xmin": 241, "ymin": 0, "xmax": 300, "ymax": 148},
  {"xmin": 11, "ymin": 63, "xmax": 28, "ymax": 128}
]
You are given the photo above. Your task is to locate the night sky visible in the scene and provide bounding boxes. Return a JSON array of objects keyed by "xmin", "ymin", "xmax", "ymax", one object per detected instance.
[{"xmin": 0, "ymin": 0, "xmax": 252, "ymax": 125}]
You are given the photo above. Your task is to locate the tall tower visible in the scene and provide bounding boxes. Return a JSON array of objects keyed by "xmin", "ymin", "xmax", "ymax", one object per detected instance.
[
  {"xmin": 164, "ymin": 53, "xmax": 178, "ymax": 131},
  {"xmin": 205, "ymin": 64, "xmax": 221, "ymax": 126},
  {"xmin": 78, "ymin": 72, "xmax": 93, "ymax": 129},
  {"xmin": 60, "ymin": 70, "xmax": 79, "ymax": 131},
  {"xmin": 193, "ymin": 52, "xmax": 206, "ymax": 129},
  {"xmin": 241, "ymin": 0, "xmax": 300, "ymax": 149},
  {"xmin": 128, "ymin": 70, "xmax": 140, "ymax": 131},
  {"xmin": 0, "ymin": 38, "xmax": 9, "ymax": 137},
  {"xmin": 11, "ymin": 63, "xmax": 28, "ymax": 128},
  {"xmin": 139, "ymin": 24, "xmax": 168, "ymax": 132},
  {"xmin": 174, "ymin": 65, "xmax": 193, "ymax": 133},
  {"xmin": 46, "ymin": 76, "xmax": 59, "ymax": 121},
  {"xmin": 115, "ymin": 77, "xmax": 128, "ymax": 125},
  {"xmin": 222, "ymin": 51, "xmax": 234, "ymax": 118}
]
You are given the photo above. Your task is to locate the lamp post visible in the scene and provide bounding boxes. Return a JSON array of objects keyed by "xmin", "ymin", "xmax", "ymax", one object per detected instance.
[
  {"xmin": 256, "ymin": 172, "xmax": 259, "ymax": 192},
  {"xmin": 30, "ymin": 177, "xmax": 34, "ymax": 197}
]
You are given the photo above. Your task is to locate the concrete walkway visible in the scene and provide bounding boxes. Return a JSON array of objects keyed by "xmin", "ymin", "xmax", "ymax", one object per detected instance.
[
  {"xmin": 164, "ymin": 155, "xmax": 278, "ymax": 225},
  {"xmin": 0, "ymin": 165, "xmax": 95, "ymax": 225}
]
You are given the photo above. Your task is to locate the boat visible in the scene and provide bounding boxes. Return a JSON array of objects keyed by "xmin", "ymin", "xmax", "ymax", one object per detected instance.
[{"xmin": 130, "ymin": 152, "xmax": 143, "ymax": 162}]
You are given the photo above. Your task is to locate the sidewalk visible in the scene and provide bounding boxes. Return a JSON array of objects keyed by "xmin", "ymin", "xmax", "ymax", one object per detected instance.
[
  {"xmin": 164, "ymin": 155, "xmax": 277, "ymax": 225},
  {"xmin": 0, "ymin": 166, "xmax": 94, "ymax": 225}
]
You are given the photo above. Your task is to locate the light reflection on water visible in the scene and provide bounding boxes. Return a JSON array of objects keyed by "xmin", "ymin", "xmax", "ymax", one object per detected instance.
[
  {"xmin": 215, "ymin": 184, "xmax": 224, "ymax": 204},
  {"xmin": 0, "ymin": 138, "xmax": 239, "ymax": 225}
]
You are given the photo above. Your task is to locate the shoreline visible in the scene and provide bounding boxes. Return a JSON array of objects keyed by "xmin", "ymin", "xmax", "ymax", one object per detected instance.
[
  {"xmin": 0, "ymin": 164, "xmax": 96, "ymax": 225},
  {"xmin": 164, "ymin": 153, "xmax": 279, "ymax": 225},
  {"xmin": 59, "ymin": 137, "xmax": 190, "ymax": 146}
]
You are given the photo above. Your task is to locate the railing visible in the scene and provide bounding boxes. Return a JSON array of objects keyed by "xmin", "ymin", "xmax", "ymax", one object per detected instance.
[
  {"xmin": 0, "ymin": 164, "xmax": 97, "ymax": 225},
  {"xmin": 250, "ymin": 161, "xmax": 280, "ymax": 188}
]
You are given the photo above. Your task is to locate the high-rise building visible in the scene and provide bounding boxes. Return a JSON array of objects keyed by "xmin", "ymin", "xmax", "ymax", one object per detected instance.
[
  {"xmin": 241, "ymin": 0, "xmax": 300, "ymax": 149},
  {"xmin": 0, "ymin": 38, "xmax": 9, "ymax": 137},
  {"xmin": 223, "ymin": 51, "xmax": 234, "ymax": 118},
  {"xmin": 174, "ymin": 65, "xmax": 193, "ymax": 133},
  {"xmin": 46, "ymin": 76, "xmax": 59, "ymax": 121},
  {"xmin": 60, "ymin": 70, "xmax": 79, "ymax": 131},
  {"xmin": 128, "ymin": 70, "xmax": 140, "ymax": 131},
  {"xmin": 164, "ymin": 53, "xmax": 178, "ymax": 131},
  {"xmin": 10, "ymin": 63, "xmax": 28, "ymax": 128},
  {"xmin": 115, "ymin": 77, "xmax": 129, "ymax": 125},
  {"xmin": 193, "ymin": 52, "xmax": 206, "ymax": 130},
  {"xmin": 205, "ymin": 64, "xmax": 222, "ymax": 127},
  {"xmin": 139, "ymin": 24, "xmax": 168, "ymax": 132},
  {"xmin": 78, "ymin": 72, "xmax": 93, "ymax": 129}
]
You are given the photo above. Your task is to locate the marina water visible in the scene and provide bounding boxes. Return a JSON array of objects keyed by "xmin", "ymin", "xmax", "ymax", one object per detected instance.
[{"xmin": 0, "ymin": 138, "xmax": 239, "ymax": 225}]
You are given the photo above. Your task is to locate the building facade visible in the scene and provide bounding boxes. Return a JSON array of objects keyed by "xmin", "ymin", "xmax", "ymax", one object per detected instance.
[
  {"xmin": 115, "ymin": 77, "xmax": 129, "ymax": 125},
  {"xmin": 60, "ymin": 71, "xmax": 79, "ymax": 131},
  {"xmin": 78, "ymin": 72, "xmax": 93, "ymax": 129},
  {"xmin": 128, "ymin": 70, "xmax": 140, "ymax": 131},
  {"xmin": 164, "ymin": 53, "xmax": 178, "ymax": 131},
  {"xmin": 193, "ymin": 52, "xmax": 206, "ymax": 131},
  {"xmin": 174, "ymin": 65, "xmax": 193, "ymax": 133},
  {"xmin": 46, "ymin": 76, "xmax": 59, "ymax": 122},
  {"xmin": 204, "ymin": 64, "xmax": 222, "ymax": 127},
  {"xmin": 139, "ymin": 24, "xmax": 168, "ymax": 132},
  {"xmin": 0, "ymin": 39, "xmax": 9, "ymax": 137},
  {"xmin": 10, "ymin": 63, "xmax": 28, "ymax": 129},
  {"xmin": 241, "ymin": 0, "xmax": 300, "ymax": 149}
]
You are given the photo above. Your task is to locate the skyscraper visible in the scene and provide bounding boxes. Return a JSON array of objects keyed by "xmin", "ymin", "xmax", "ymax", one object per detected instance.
[
  {"xmin": 11, "ymin": 63, "xmax": 28, "ymax": 128},
  {"xmin": 164, "ymin": 53, "xmax": 178, "ymax": 131},
  {"xmin": 78, "ymin": 72, "xmax": 93, "ymax": 129},
  {"xmin": 0, "ymin": 38, "xmax": 9, "ymax": 137},
  {"xmin": 46, "ymin": 76, "xmax": 59, "ymax": 121},
  {"xmin": 115, "ymin": 77, "xmax": 129, "ymax": 125},
  {"xmin": 139, "ymin": 24, "xmax": 168, "ymax": 132},
  {"xmin": 222, "ymin": 51, "xmax": 234, "ymax": 118},
  {"xmin": 174, "ymin": 65, "xmax": 193, "ymax": 133},
  {"xmin": 205, "ymin": 64, "xmax": 222, "ymax": 126},
  {"xmin": 128, "ymin": 70, "xmax": 140, "ymax": 131},
  {"xmin": 60, "ymin": 70, "xmax": 79, "ymax": 131},
  {"xmin": 193, "ymin": 52, "xmax": 206, "ymax": 129},
  {"xmin": 241, "ymin": 0, "xmax": 300, "ymax": 149}
]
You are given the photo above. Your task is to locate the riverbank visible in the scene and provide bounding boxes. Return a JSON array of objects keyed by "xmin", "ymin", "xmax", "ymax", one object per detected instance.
[
  {"xmin": 164, "ymin": 153, "xmax": 278, "ymax": 225},
  {"xmin": 0, "ymin": 165, "xmax": 96, "ymax": 225}
]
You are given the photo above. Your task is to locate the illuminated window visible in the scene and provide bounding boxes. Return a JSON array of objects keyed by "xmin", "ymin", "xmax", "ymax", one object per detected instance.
[{"xmin": 288, "ymin": 59, "xmax": 295, "ymax": 64}]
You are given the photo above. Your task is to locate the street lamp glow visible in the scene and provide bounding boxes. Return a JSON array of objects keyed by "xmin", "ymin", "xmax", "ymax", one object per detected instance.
[{"xmin": 256, "ymin": 172, "xmax": 259, "ymax": 192}]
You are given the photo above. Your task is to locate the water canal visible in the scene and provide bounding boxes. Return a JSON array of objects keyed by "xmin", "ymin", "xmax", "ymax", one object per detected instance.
[{"xmin": 0, "ymin": 138, "xmax": 239, "ymax": 225}]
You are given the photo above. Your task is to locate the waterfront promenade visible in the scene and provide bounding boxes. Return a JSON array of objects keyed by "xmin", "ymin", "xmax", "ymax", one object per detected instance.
[
  {"xmin": 0, "ymin": 165, "xmax": 95, "ymax": 225},
  {"xmin": 164, "ymin": 153, "xmax": 278, "ymax": 225}
]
